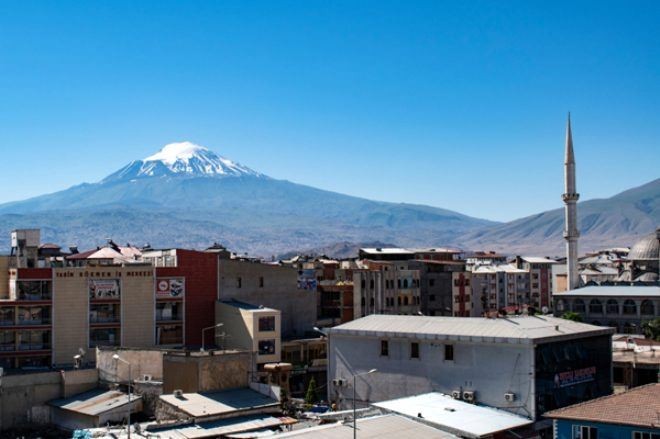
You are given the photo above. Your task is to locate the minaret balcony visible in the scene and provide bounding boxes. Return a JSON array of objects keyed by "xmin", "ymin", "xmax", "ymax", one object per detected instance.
[{"xmin": 562, "ymin": 193, "xmax": 580, "ymax": 202}]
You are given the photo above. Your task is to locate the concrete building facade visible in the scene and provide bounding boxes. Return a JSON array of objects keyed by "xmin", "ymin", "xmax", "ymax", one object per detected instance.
[{"xmin": 328, "ymin": 315, "xmax": 614, "ymax": 420}]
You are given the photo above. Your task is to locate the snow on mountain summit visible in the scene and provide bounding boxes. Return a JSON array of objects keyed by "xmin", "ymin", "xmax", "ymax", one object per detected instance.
[{"xmin": 102, "ymin": 141, "xmax": 262, "ymax": 182}]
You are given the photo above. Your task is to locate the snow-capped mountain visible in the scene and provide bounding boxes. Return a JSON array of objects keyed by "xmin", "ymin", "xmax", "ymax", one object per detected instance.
[{"xmin": 102, "ymin": 141, "xmax": 263, "ymax": 182}]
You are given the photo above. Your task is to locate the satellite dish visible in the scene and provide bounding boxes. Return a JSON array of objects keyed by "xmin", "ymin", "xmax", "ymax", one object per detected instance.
[{"xmin": 541, "ymin": 306, "xmax": 549, "ymax": 314}]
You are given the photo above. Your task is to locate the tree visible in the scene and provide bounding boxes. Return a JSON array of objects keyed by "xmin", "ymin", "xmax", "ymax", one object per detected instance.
[
  {"xmin": 561, "ymin": 311, "xmax": 583, "ymax": 322},
  {"xmin": 642, "ymin": 318, "xmax": 660, "ymax": 341},
  {"xmin": 305, "ymin": 377, "xmax": 319, "ymax": 405}
]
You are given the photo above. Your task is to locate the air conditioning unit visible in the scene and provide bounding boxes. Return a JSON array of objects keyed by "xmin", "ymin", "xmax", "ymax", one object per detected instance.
[
  {"xmin": 462, "ymin": 391, "xmax": 475, "ymax": 402},
  {"xmin": 504, "ymin": 392, "xmax": 516, "ymax": 402},
  {"xmin": 173, "ymin": 389, "xmax": 184, "ymax": 398},
  {"xmin": 332, "ymin": 379, "xmax": 346, "ymax": 387},
  {"xmin": 143, "ymin": 374, "xmax": 153, "ymax": 381},
  {"xmin": 451, "ymin": 390, "xmax": 462, "ymax": 400}
]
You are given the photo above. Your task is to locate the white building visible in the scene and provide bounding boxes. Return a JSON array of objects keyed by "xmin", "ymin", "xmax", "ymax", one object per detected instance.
[{"xmin": 327, "ymin": 314, "xmax": 613, "ymax": 420}]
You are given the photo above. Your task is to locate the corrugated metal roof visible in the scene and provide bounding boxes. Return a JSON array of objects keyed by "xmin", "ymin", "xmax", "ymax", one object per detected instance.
[
  {"xmin": 49, "ymin": 389, "xmax": 140, "ymax": 416},
  {"xmin": 171, "ymin": 415, "xmax": 296, "ymax": 439},
  {"xmin": 329, "ymin": 314, "xmax": 612, "ymax": 344},
  {"xmin": 520, "ymin": 256, "xmax": 557, "ymax": 264},
  {"xmin": 159, "ymin": 388, "xmax": 278, "ymax": 418},
  {"xmin": 559, "ymin": 285, "xmax": 660, "ymax": 297},
  {"xmin": 272, "ymin": 414, "xmax": 458, "ymax": 438},
  {"xmin": 373, "ymin": 393, "xmax": 532, "ymax": 438}
]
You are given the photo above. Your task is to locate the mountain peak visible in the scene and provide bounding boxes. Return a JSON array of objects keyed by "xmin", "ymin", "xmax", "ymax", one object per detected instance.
[
  {"xmin": 102, "ymin": 141, "xmax": 263, "ymax": 182},
  {"xmin": 144, "ymin": 141, "xmax": 210, "ymax": 165}
]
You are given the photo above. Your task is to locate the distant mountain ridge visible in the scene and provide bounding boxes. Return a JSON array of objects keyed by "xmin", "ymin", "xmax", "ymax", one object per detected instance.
[
  {"xmin": 0, "ymin": 142, "xmax": 495, "ymax": 255},
  {"xmin": 0, "ymin": 142, "xmax": 656, "ymax": 257},
  {"xmin": 459, "ymin": 178, "xmax": 660, "ymax": 256}
]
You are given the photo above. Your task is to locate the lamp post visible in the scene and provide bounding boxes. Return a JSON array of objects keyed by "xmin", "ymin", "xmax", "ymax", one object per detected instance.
[
  {"xmin": 352, "ymin": 368, "xmax": 377, "ymax": 439},
  {"xmin": 201, "ymin": 323, "xmax": 224, "ymax": 351},
  {"xmin": 313, "ymin": 326, "xmax": 328, "ymax": 337},
  {"xmin": 112, "ymin": 354, "xmax": 131, "ymax": 439}
]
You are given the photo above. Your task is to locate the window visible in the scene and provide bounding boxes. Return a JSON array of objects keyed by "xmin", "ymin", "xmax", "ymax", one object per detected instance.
[
  {"xmin": 572, "ymin": 425, "xmax": 598, "ymax": 439},
  {"xmin": 236, "ymin": 277, "xmax": 242, "ymax": 288},
  {"xmin": 361, "ymin": 279, "xmax": 366, "ymax": 289},
  {"xmin": 606, "ymin": 299, "xmax": 619, "ymax": 314},
  {"xmin": 156, "ymin": 324, "xmax": 183, "ymax": 345},
  {"xmin": 155, "ymin": 302, "xmax": 183, "ymax": 322},
  {"xmin": 410, "ymin": 342, "xmax": 419, "ymax": 359},
  {"xmin": 429, "ymin": 294, "xmax": 436, "ymax": 302},
  {"xmin": 17, "ymin": 281, "xmax": 52, "ymax": 300},
  {"xmin": 90, "ymin": 328, "xmax": 119, "ymax": 347},
  {"xmin": 380, "ymin": 340, "xmax": 389, "ymax": 356},
  {"xmin": 91, "ymin": 303, "xmax": 121, "ymax": 323},
  {"xmin": 444, "ymin": 344, "xmax": 454, "ymax": 361},
  {"xmin": 259, "ymin": 277, "xmax": 264, "ymax": 288},
  {"xmin": 640, "ymin": 300, "xmax": 655, "ymax": 316},
  {"xmin": 258, "ymin": 339, "xmax": 276, "ymax": 355},
  {"xmin": 429, "ymin": 279, "xmax": 435, "ymax": 287},
  {"xmin": 573, "ymin": 299, "xmax": 586, "ymax": 313},
  {"xmin": 0, "ymin": 307, "xmax": 14, "ymax": 326},
  {"xmin": 632, "ymin": 432, "xmax": 660, "ymax": 439},
  {"xmin": 370, "ymin": 279, "xmax": 375, "ymax": 289},
  {"xmin": 588, "ymin": 299, "xmax": 603, "ymax": 314},
  {"xmin": 0, "ymin": 331, "xmax": 15, "ymax": 351},
  {"xmin": 623, "ymin": 299, "xmax": 636, "ymax": 315},
  {"xmin": 258, "ymin": 316, "xmax": 276, "ymax": 332}
]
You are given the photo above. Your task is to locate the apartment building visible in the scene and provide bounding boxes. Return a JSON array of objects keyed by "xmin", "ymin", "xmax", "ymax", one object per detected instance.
[
  {"xmin": 218, "ymin": 258, "xmax": 317, "ymax": 338},
  {"xmin": 0, "ymin": 230, "xmax": 220, "ymax": 372},
  {"xmin": 409, "ymin": 260, "xmax": 466, "ymax": 316},
  {"xmin": 352, "ymin": 260, "xmax": 421, "ymax": 317},
  {"xmin": 470, "ymin": 265, "xmax": 530, "ymax": 316},
  {"xmin": 515, "ymin": 256, "xmax": 556, "ymax": 310},
  {"xmin": 215, "ymin": 299, "xmax": 282, "ymax": 365}
]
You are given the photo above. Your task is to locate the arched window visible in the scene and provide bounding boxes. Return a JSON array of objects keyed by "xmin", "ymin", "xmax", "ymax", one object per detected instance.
[
  {"xmin": 623, "ymin": 299, "xmax": 636, "ymax": 315},
  {"xmin": 556, "ymin": 299, "xmax": 566, "ymax": 312},
  {"xmin": 589, "ymin": 299, "xmax": 603, "ymax": 314},
  {"xmin": 606, "ymin": 299, "xmax": 619, "ymax": 315},
  {"xmin": 403, "ymin": 279, "xmax": 409, "ymax": 289},
  {"xmin": 573, "ymin": 299, "xmax": 586, "ymax": 313},
  {"xmin": 640, "ymin": 300, "xmax": 655, "ymax": 316},
  {"xmin": 403, "ymin": 296, "xmax": 409, "ymax": 306}
]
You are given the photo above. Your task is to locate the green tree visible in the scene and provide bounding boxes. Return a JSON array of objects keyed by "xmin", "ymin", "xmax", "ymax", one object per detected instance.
[
  {"xmin": 642, "ymin": 318, "xmax": 660, "ymax": 341},
  {"xmin": 305, "ymin": 377, "xmax": 318, "ymax": 405},
  {"xmin": 561, "ymin": 311, "xmax": 583, "ymax": 322}
]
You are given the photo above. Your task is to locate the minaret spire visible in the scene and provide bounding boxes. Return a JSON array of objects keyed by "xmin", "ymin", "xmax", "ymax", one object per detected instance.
[{"xmin": 562, "ymin": 113, "xmax": 580, "ymax": 290}]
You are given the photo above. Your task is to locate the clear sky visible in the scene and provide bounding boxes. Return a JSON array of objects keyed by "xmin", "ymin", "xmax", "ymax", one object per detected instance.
[{"xmin": 1, "ymin": 1, "xmax": 658, "ymax": 221}]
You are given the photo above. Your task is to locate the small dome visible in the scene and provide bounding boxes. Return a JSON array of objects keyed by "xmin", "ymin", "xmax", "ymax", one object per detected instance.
[{"xmin": 628, "ymin": 230, "xmax": 659, "ymax": 261}]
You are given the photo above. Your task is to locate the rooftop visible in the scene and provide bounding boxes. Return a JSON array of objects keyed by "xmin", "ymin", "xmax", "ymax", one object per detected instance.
[
  {"xmin": 360, "ymin": 248, "xmax": 414, "ymax": 255},
  {"xmin": 545, "ymin": 383, "xmax": 660, "ymax": 428},
  {"xmin": 558, "ymin": 285, "xmax": 660, "ymax": 297},
  {"xmin": 329, "ymin": 314, "xmax": 613, "ymax": 345},
  {"xmin": 49, "ymin": 389, "xmax": 140, "ymax": 416},
  {"xmin": 272, "ymin": 414, "xmax": 458, "ymax": 438},
  {"xmin": 220, "ymin": 299, "xmax": 277, "ymax": 312},
  {"xmin": 373, "ymin": 393, "xmax": 532, "ymax": 438},
  {"xmin": 520, "ymin": 256, "xmax": 557, "ymax": 264},
  {"xmin": 159, "ymin": 388, "xmax": 278, "ymax": 419}
]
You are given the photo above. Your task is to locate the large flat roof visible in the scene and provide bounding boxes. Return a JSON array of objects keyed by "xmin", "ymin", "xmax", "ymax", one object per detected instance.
[
  {"xmin": 545, "ymin": 383, "xmax": 660, "ymax": 428},
  {"xmin": 272, "ymin": 414, "xmax": 458, "ymax": 438},
  {"xmin": 329, "ymin": 314, "xmax": 613, "ymax": 345},
  {"xmin": 49, "ymin": 389, "xmax": 140, "ymax": 417},
  {"xmin": 373, "ymin": 393, "xmax": 532, "ymax": 438},
  {"xmin": 557, "ymin": 285, "xmax": 660, "ymax": 297},
  {"xmin": 159, "ymin": 388, "xmax": 278, "ymax": 418}
]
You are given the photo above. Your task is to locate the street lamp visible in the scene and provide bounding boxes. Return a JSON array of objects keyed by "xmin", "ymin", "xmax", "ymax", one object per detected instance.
[
  {"xmin": 352, "ymin": 368, "xmax": 377, "ymax": 439},
  {"xmin": 112, "ymin": 354, "xmax": 132, "ymax": 439},
  {"xmin": 313, "ymin": 326, "xmax": 328, "ymax": 337},
  {"xmin": 201, "ymin": 323, "xmax": 224, "ymax": 351}
]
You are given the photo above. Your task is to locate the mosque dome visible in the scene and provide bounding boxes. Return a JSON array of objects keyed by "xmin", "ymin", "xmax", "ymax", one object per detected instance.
[{"xmin": 628, "ymin": 229, "xmax": 660, "ymax": 261}]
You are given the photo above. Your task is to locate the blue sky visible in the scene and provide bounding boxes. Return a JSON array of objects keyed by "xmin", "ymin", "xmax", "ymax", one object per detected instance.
[{"xmin": 0, "ymin": 1, "xmax": 658, "ymax": 221}]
